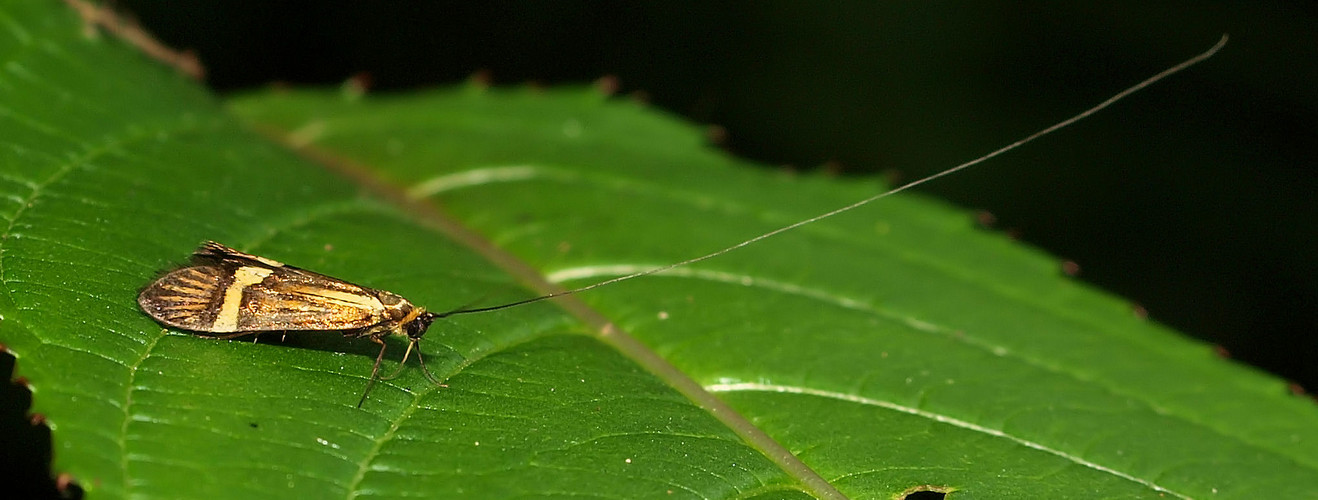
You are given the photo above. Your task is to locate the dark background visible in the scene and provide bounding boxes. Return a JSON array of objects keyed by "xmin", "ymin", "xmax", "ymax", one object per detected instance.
[{"xmin": 115, "ymin": 2, "xmax": 1316, "ymax": 391}]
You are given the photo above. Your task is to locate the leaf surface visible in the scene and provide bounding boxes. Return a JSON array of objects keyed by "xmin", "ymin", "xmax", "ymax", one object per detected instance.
[{"xmin": 2, "ymin": 3, "xmax": 1316, "ymax": 499}]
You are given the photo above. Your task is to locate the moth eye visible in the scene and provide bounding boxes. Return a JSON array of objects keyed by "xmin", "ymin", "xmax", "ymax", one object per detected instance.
[{"xmin": 405, "ymin": 319, "xmax": 429, "ymax": 339}]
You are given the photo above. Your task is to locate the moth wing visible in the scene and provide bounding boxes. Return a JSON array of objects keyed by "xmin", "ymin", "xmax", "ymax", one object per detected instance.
[
  {"xmin": 234, "ymin": 266, "xmax": 387, "ymax": 332},
  {"xmin": 137, "ymin": 265, "xmax": 229, "ymax": 332},
  {"xmin": 193, "ymin": 241, "xmax": 285, "ymax": 268}
]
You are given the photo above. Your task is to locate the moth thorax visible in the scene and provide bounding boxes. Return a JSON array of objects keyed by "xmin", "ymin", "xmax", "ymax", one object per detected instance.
[{"xmin": 376, "ymin": 291, "xmax": 415, "ymax": 323}]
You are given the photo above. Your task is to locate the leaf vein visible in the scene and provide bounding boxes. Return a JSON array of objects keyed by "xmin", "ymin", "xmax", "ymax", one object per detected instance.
[{"xmin": 706, "ymin": 382, "xmax": 1192, "ymax": 499}]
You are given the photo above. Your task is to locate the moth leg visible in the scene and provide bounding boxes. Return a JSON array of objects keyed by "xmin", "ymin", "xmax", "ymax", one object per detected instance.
[
  {"xmin": 357, "ymin": 337, "xmax": 389, "ymax": 408},
  {"xmin": 380, "ymin": 332, "xmax": 413, "ymax": 381},
  {"xmin": 379, "ymin": 337, "xmax": 446, "ymax": 388},
  {"xmin": 207, "ymin": 331, "xmax": 260, "ymax": 341},
  {"xmin": 203, "ymin": 331, "xmax": 290, "ymax": 343}
]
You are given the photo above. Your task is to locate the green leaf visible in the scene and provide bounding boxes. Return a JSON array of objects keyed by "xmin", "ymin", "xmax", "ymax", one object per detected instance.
[{"xmin": 3, "ymin": 3, "xmax": 1316, "ymax": 499}]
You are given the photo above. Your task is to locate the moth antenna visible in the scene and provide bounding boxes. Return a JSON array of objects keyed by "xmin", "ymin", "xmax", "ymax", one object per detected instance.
[
  {"xmin": 437, "ymin": 35, "xmax": 1228, "ymax": 319},
  {"xmin": 357, "ymin": 339, "xmax": 390, "ymax": 408}
]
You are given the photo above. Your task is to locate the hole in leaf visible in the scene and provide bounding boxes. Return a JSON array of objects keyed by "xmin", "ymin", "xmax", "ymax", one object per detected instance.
[
  {"xmin": 0, "ymin": 347, "xmax": 83, "ymax": 499},
  {"xmin": 899, "ymin": 484, "xmax": 955, "ymax": 500}
]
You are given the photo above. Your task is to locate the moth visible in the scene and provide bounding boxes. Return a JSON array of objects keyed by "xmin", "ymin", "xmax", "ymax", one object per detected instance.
[
  {"xmin": 136, "ymin": 37, "xmax": 1225, "ymax": 408},
  {"xmin": 138, "ymin": 241, "xmax": 445, "ymax": 406}
]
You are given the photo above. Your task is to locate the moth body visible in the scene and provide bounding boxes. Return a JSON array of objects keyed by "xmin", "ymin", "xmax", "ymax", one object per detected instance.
[{"xmin": 138, "ymin": 242, "xmax": 439, "ymax": 406}]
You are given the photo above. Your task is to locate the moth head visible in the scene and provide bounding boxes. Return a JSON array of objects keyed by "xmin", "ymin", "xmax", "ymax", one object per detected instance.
[
  {"xmin": 374, "ymin": 290, "xmax": 437, "ymax": 340},
  {"xmin": 404, "ymin": 310, "xmax": 438, "ymax": 340}
]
